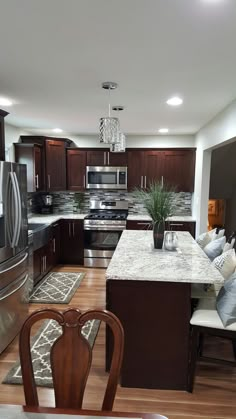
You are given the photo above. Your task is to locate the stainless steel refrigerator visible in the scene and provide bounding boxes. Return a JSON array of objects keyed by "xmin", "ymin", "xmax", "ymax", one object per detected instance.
[{"xmin": 0, "ymin": 161, "xmax": 29, "ymax": 354}]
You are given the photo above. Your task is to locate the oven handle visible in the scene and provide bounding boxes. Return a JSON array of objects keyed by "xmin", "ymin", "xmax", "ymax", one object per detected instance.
[{"xmin": 84, "ymin": 226, "xmax": 126, "ymax": 231}]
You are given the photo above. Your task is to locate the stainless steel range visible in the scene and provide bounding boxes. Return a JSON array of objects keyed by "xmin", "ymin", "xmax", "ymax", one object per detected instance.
[{"xmin": 84, "ymin": 200, "xmax": 128, "ymax": 268}]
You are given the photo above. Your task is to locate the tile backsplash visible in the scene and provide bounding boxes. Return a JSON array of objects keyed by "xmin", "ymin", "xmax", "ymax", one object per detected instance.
[{"xmin": 28, "ymin": 191, "xmax": 192, "ymax": 216}]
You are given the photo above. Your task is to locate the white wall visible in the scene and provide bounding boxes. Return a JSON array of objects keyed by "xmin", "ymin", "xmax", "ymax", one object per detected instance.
[
  {"xmin": 4, "ymin": 122, "xmax": 30, "ymax": 162},
  {"xmin": 70, "ymin": 134, "xmax": 195, "ymax": 148},
  {"xmin": 193, "ymin": 98, "xmax": 236, "ymax": 236}
]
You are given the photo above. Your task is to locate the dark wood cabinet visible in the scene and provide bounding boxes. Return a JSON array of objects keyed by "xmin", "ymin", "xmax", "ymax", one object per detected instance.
[
  {"xmin": 20, "ymin": 136, "xmax": 70, "ymax": 192},
  {"xmin": 33, "ymin": 242, "xmax": 53, "ymax": 285},
  {"xmin": 51, "ymin": 222, "xmax": 61, "ymax": 266},
  {"xmin": 165, "ymin": 221, "xmax": 196, "ymax": 238},
  {"xmin": 45, "ymin": 139, "xmax": 66, "ymax": 191},
  {"xmin": 14, "ymin": 143, "xmax": 44, "ymax": 192},
  {"xmin": 86, "ymin": 149, "xmax": 127, "ymax": 166},
  {"xmin": 0, "ymin": 109, "xmax": 9, "ymax": 161},
  {"xmin": 127, "ymin": 148, "xmax": 195, "ymax": 192},
  {"xmin": 127, "ymin": 219, "xmax": 196, "ymax": 238},
  {"xmin": 60, "ymin": 219, "xmax": 84, "ymax": 264},
  {"xmin": 67, "ymin": 149, "xmax": 86, "ymax": 191},
  {"xmin": 164, "ymin": 150, "xmax": 195, "ymax": 192}
]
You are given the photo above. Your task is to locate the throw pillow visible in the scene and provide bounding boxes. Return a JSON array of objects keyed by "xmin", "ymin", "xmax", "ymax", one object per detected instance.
[
  {"xmin": 212, "ymin": 249, "xmax": 236, "ymax": 280},
  {"xmin": 196, "ymin": 232, "xmax": 211, "ymax": 249},
  {"xmin": 216, "ymin": 271, "xmax": 236, "ymax": 327},
  {"xmin": 223, "ymin": 238, "xmax": 236, "ymax": 253},
  {"xmin": 203, "ymin": 236, "xmax": 226, "ymax": 261},
  {"xmin": 209, "ymin": 228, "xmax": 225, "ymax": 241}
]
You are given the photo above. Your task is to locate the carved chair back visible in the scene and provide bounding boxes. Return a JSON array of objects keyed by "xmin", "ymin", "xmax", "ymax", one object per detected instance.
[{"xmin": 19, "ymin": 308, "xmax": 124, "ymax": 410}]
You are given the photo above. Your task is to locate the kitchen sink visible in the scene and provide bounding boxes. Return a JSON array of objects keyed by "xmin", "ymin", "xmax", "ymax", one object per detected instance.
[{"xmin": 28, "ymin": 223, "xmax": 51, "ymax": 250}]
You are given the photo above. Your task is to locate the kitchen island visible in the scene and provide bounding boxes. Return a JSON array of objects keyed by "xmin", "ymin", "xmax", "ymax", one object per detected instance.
[{"xmin": 106, "ymin": 230, "xmax": 223, "ymax": 391}]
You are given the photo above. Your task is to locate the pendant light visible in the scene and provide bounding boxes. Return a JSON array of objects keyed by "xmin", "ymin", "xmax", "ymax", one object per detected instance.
[
  {"xmin": 110, "ymin": 105, "xmax": 126, "ymax": 152},
  {"xmin": 99, "ymin": 82, "xmax": 120, "ymax": 144}
]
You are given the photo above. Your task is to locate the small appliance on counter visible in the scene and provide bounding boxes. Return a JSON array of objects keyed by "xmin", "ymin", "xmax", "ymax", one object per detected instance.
[{"xmin": 39, "ymin": 194, "xmax": 53, "ymax": 214}]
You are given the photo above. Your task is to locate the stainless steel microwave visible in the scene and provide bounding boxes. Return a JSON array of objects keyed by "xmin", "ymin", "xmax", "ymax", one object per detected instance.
[{"xmin": 86, "ymin": 166, "xmax": 127, "ymax": 189}]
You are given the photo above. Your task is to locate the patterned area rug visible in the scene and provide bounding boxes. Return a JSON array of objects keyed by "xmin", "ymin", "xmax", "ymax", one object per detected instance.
[
  {"xmin": 30, "ymin": 271, "xmax": 85, "ymax": 304},
  {"xmin": 3, "ymin": 317, "xmax": 100, "ymax": 387}
]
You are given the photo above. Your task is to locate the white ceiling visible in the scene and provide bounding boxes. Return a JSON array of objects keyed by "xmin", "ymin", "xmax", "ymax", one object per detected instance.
[{"xmin": 1, "ymin": 0, "xmax": 236, "ymax": 135}]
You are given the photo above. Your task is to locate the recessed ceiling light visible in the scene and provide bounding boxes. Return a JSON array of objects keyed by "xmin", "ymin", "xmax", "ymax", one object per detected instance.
[
  {"xmin": 158, "ymin": 128, "xmax": 169, "ymax": 133},
  {"xmin": 166, "ymin": 96, "xmax": 183, "ymax": 106},
  {"xmin": 52, "ymin": 128, "xmax": 63, "ymax": 133},
  {"xmin": 0, "ymin": 97, "xmax": 13, "ymax": 107}
]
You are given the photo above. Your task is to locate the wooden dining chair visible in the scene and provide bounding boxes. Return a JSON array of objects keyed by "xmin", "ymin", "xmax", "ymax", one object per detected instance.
[
  {"xmin": 188, "ymin": 298, "xmax": 236, "ymax": 392},
  {"xmin": 19, "ymin": 308, "xmax": 124, "ymax": 410}
]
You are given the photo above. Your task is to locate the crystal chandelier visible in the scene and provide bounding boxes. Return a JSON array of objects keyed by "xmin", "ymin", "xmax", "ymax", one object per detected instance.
[
  {"xmin": 110, "ymin": 132, "xmax": 126, "ymax": 152},
  {"xmin": 99, "ymin": 82, "xmax": 120, "ymax": 144}
]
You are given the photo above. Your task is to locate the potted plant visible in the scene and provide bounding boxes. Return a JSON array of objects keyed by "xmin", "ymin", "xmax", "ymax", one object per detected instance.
[{"xmin": 134, "ymin": 181, "xmax": 175, "ymax": 249}]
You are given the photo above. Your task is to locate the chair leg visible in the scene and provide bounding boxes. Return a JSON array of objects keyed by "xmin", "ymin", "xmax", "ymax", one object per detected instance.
[
  {"xmin": 188, "ymin": 326, "xmax": 200, "ymax": 393},
  {"xmin": 232, "ymin": 339, "xmax": 236, "ymax": 360}
]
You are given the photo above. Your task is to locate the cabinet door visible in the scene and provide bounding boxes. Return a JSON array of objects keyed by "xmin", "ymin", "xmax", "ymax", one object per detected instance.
[
  {"xmin": 44, "ymin": 241, "xmax": 53, "ymax": 274},
  {"xmin": 45, "ymin": 140, "xmax": 66, "ymax": 191},
  {"xmin": 164, "ymin": 150, "xmax": 195, "ymax": 192},
  {"xmin": 165, "ymin": 221, "xmax": 196, "ymax": 238},
  {"xmin": 144, "ymin": 151, "xmax": 165, "ymax": 188},
  {"xmin": 108, "ymin": 151, "xmax": 128, "ymax": 166},
  {"xmin": 60, "ymin": 220, "xmax": 84, "ymax": 264},
  {"xmin": 87, "ymin": 150, "xmax": 108, "ymax": 166},
  {"xmin": 67, "ymin": 150, "xmax": 86, "ymax": 190},
  {"xmin": 51, "ymin": 222, "xmax": 61, "ymax": 266},
  {"xmin": 126, "ymin": 220, "xmax": 152, "ymax": 230},
  {"xmin": 127, "ymin": 151, "xmax": 144, "ymax": 190},
  {"xmin": 33, "ymin": 248, "xmax": 43, "ymax": 285},
  {"xmin": 34, "ymin": 145, "xmax": 44, "ymax": 191}
]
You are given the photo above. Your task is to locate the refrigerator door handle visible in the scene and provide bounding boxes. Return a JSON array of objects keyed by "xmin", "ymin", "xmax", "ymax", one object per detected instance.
[
  {"xmin": 0, "ymin": 274, "xmax": 28, "ymax": 301},
  {"xmin": 0, "ymin": 252, "xmax": 28, "ymax": 274},
  {"xmin": 9, "ymin": 172, "xmax": 19, "ymax": 248},
  {"xmin": 13, "ymin": 172, "xmax": 22, "ymax": 247}
]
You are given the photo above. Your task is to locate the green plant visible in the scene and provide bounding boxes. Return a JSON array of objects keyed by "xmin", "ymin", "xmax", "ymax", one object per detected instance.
[{"xmin": 134, "ymin": 181, "xmax": 175, "ymax": 224}]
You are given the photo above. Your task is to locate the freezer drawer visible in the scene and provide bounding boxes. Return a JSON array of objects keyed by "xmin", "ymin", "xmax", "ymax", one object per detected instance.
[
  {"xmin": 0, "ymin": 251, "xmax": 28, "ymax": 291},
  {"xmin": 0, "ymin": 273, "xmax": 29, "ymax": 354}
]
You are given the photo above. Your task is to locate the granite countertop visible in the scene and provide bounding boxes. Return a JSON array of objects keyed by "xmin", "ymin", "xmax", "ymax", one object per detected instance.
[
  {"xmin": 127, "ymin": 215, "xmax": 196, "ymax": 222},
  {"xmin": 106, "ymin": 230, "xmax": 224, "ymax": 284},
  {"xmin": 28, "ymin": 213, "xmax": 88, "ymax": 224}
]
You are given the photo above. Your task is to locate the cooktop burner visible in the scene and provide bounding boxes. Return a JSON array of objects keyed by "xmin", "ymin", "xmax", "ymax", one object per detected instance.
[{"xmin": 85, "ymin": 212, "xmax": 127, "ymax": 221}]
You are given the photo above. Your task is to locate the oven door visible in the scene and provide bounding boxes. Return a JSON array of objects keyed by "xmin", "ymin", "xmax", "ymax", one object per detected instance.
[
  {"xmin": 86, "ymin": 166, "xmax": 127, "ymax": 189},
  {"xmin": 84, "ymin": 228, "xmax": 123, "ymax": 268}
]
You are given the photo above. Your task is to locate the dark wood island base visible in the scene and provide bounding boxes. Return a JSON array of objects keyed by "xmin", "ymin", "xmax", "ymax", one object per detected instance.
[{"xmin": 106, "ymin": 279, "xmax": 191, "ymax": 390}]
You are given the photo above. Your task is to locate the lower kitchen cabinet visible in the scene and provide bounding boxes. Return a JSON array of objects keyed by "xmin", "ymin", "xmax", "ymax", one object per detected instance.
[
  {"xmin": 127, "ymin": 219, "xmax": 196, "ymax": 238},
  {"xmin": 60, "ymin": 219, "xmax": 84, "ymax": 264},
  {"xmin": 51, "ymin": 222, "xmax": 61, "ymax": 266},
  {"xmin": 33, "ymin": 242, "xmax": 53, "ymax": 285}
]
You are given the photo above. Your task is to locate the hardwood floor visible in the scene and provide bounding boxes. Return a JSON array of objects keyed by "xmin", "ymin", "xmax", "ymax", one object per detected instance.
[{"xmin": 0, "ymin": 266, "xmax": 236, "ymax": 418}]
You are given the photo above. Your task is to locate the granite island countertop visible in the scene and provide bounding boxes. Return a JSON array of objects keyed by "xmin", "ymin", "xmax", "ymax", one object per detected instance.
[{"xmin": 106, "ymin": 230, "xmax": 223, "ymax": 284}]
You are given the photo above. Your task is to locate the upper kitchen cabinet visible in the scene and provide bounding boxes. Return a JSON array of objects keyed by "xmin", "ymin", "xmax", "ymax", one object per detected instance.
[
  {"xmin": 127, "ymin": 150, "xmax": 144, "ymax": 190},
  {"xmin": 0, "ymin": 109, "xmax": 9, "ymax": 161},
  {"xmin": 86, "ymin": 149, "xmax": 127, "ymax": 166},
  {"xmin": 127, "ymin": 148, "xmax": 196, "ymax": 192},
  {"xmin": 20, "ymin": 136, "xmax": 70, "ymax": 191},
  {"xmin": 67, "ymin": 149, "xmax": 86, "ymax": 191},
  {"xmin": 45, "ymin": 139, "xmax": 66, "ymax": 191},
  {"xmin": 163, "ymin": 150, "xmax": 195, "ymax": 192},
  {"xmin": 14, "ymin": 143, "xmax": 44, "ymax": 192}
]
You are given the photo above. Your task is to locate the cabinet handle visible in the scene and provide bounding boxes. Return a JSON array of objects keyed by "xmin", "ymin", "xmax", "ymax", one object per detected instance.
[
  {"xmin": 35, "ymin": 174, "xmax": 39, "ymax": 189},
  {"xmin": 48, "ymin": 174, "xmax": 51, "ymax": 189},
  {"xmin": 72, "ymin": 222, "xmax": 75, "ymax": 237},
  {"xmin": 83, "ymin": 175, "xmax": 85, "ymax": 188},
  {"xmin": 107, "ymin": 151, "xmax": 110, "ymax": 165},
  {"xmin": 52, "ymin": 223, "xmax": 59, "ymax": 227},
  {"xmin": 68, "ymin": 223, "xmax": 71, "ymax": 237},
  {"xmin": 141, "ymin": 176, "xmax": 143, "ymax": 188},
  {"xmin": 161, "ymin": 175, "xmax": 164, "ymax": 188},
  {"xmin": 104, "ymin": 152, "xmax": 106, "ymax": 165},
  {"xmin": 44, "ymin": 256, "xmax": 47, "ymax": 271},
  {"xmin": 144, "ymin": 176, "xmax": 147, "ymax": 189},
  {"xmin": 41, "ymin": 257, "xmax": 44, "ymax": 273},
  {"xmin": 53, "ymin": 238, "xmax": 56, "ymax": 253},
  {"xmin": 169, "ymin": 223, "xmax": 184, "ymax": 227},
  {"xmin": 137, "ymin": 222, "xmax": 150, "ymax": 225}
]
